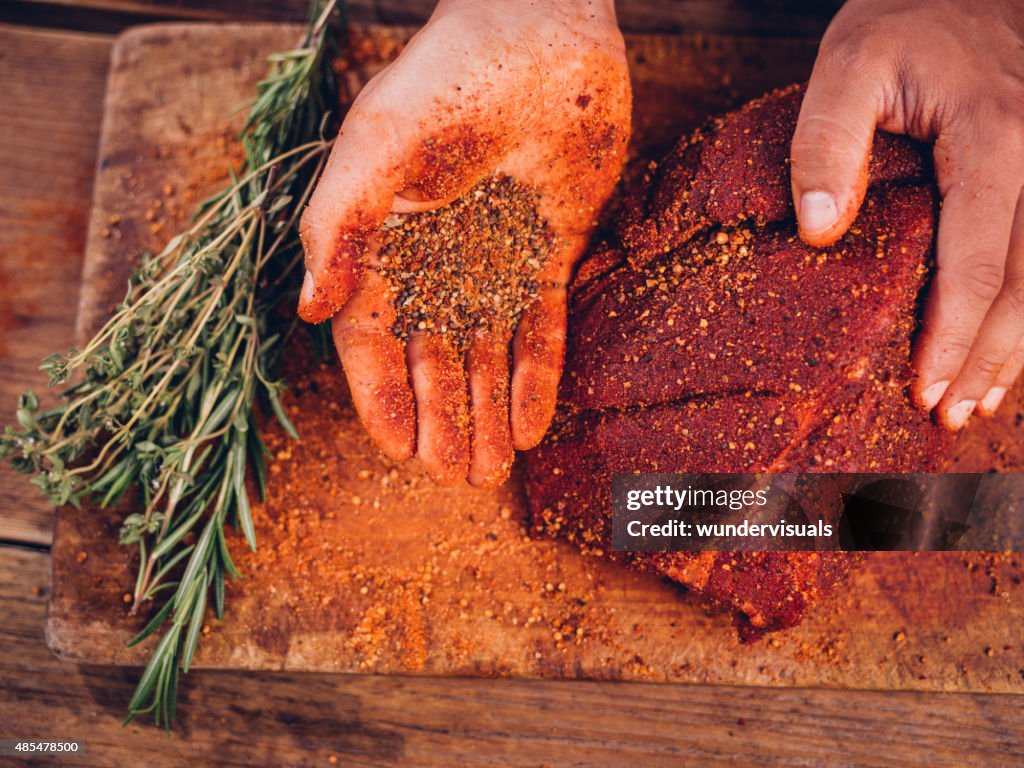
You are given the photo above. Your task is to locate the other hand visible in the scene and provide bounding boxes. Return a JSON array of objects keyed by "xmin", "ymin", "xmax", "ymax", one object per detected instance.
[{"xmin": 791, "ymin": 0, "xmax": 1024, "ymax": 430}]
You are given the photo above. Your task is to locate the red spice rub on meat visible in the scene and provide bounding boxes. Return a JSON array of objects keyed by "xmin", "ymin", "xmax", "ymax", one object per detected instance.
[{"xmin": 525, "ymin": 85, "xmax": 953, "ymax": 639}]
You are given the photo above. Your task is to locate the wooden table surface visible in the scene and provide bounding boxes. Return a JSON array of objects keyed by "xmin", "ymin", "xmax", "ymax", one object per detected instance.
[{"xmin": 0, "ymin": 4, "xmax": 1022, "ymax": 766}]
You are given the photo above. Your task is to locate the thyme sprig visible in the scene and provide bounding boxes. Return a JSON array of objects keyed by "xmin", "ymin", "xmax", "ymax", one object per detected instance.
[{"xmin": 1, "ymin": 0, "xmax": 341, "ymax": 728}]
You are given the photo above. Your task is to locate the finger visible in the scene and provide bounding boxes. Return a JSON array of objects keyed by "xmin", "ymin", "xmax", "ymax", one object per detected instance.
[
  {"xmin": 790, "ymin": 43, "xmax": 885, "ymax": 246},
  {"xmin": 506, "ymin": 227, "xmax": 585, "ymax": 452},
  {"xmin": 981, "ymin": 335, "xmax": 1024, "ymax": 416},
  {"xmin": 466, "ymin": 329, "xmax": 514, "ymax": 488},
  {"xmin": 941, "ymin": 186, "xmax": 1024, "ymax": 422},
  {"xmin": 407, "ymin": 331, "xmax": 471, "ymax": 485},
  {"xmin": 511, "ymin": 285, "xmax": 566, "ymax": 450},
  {"xmin": 332, "ymin": 271, "xmax": 416, "ymax": 461},
  {"xmin": 912, "ymin": 135, "xmax": 1023, "ymax": 425}
]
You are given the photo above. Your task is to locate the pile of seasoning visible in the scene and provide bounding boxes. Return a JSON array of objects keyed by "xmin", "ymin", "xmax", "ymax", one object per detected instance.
[{"xmin": 376, "ymin": 174, "xmax": 555, "ymax": 351}]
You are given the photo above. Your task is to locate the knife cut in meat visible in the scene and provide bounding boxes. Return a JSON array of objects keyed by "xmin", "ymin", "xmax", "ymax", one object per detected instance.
[{"xmin": 524, "ymin": 84, "xmax": 954, "ymax": 639}]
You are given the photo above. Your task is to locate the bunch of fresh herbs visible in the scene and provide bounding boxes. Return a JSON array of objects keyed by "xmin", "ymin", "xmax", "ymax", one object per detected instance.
[{"xmin": 0, "ymin": 0, "xmax": 342, "ymax": 728}]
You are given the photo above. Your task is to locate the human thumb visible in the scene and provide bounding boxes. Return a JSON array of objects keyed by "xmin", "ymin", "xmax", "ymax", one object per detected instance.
[{"xmin": 790, "ymin": 67, "xmax": 881, "ymax": 247}]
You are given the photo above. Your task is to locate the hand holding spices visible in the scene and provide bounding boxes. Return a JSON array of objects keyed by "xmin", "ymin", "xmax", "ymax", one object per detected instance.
[{"xmin": 298, "ymin": 0, "xmax": 632, "ymax": 486}]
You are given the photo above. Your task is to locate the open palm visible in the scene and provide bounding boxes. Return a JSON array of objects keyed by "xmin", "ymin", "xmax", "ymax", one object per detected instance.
[{"xmin": 299, "ymin": 0, "xmax": 631, "ymax": 485}]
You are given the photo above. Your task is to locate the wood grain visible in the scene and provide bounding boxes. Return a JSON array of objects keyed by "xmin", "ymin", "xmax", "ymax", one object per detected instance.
[
  {"xmin": 47, "ymin": 23, "xmax": 1024, "ymax": 695},
  {"xmin": 0, "ymin": 14, "xmax": 1019, "ymax": 768},
  {"xmin": 0, "ymin": 25, "xmax": 112, "ymax": 546},
  {"xmin": 5, "ymin": 547, "xmax": 1024, "ymax": 767},
  {"xmin": 8, "ymin": 0, "xmax": 844, "ymax": 36}
]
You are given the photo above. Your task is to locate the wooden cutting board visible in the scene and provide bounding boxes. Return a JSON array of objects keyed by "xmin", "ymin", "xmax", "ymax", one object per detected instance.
[{"xmin": 47, "ymin": 22, "xmax": 1024, "ymax": 693}]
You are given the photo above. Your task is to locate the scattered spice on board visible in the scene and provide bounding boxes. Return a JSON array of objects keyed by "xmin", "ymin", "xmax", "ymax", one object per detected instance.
[
  {"xmin": 376, "ymin": 174, "xmax": 554, "ymax": 350},
  {"xmin": 227, "ymin": 344, "xmax": 616, "ymax": 672}
]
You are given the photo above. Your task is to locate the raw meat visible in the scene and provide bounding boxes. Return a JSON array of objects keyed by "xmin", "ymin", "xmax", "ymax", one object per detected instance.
[{"xmin": 524, "ymin": 85, "xmax": 952, "ymax": 638}]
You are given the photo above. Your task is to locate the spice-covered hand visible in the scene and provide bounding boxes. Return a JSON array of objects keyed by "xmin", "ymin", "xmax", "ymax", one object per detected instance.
[
  {"xmin": 791, "ymin": 0, "xmax": 1024, "ymax": 430},
  {"xmin": 299, "ymin": 0, "xmax": 630, "ymax": 485}
]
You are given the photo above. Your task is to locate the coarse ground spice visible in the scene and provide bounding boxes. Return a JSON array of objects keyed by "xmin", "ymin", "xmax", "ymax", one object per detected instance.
[
  {"xmin": 376, "ymin": 174, "xmax": 555, "ymax": 351},
  {"xmin": 226, "ymin": 344, "xmax": 619, "ymax": 672}
]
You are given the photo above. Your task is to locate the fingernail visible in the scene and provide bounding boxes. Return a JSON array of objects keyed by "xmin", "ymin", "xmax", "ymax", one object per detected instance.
[
  {"xmin": 300, "ymin": 271, "xmax": 315, "ymax": 305},
  {"xmin": 981, "ymin": 386, "xmax": 1007, "ymax": 414},
  {"xmin": 945, "ymin": 400, "xmax": 977, "ymax": 430},
  {"xmin": 799, "ymin": 191, "xmax": 839, "ymax": 235},
  {"xmin": 919, "ymin": 380, "xmax": 950, "ymax": 411}
]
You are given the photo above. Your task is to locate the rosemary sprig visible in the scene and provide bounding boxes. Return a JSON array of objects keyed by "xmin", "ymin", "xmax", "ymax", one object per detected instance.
[{"xmin": 1, "ymin": 0, "xmax": 341, "ymax": 728}]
